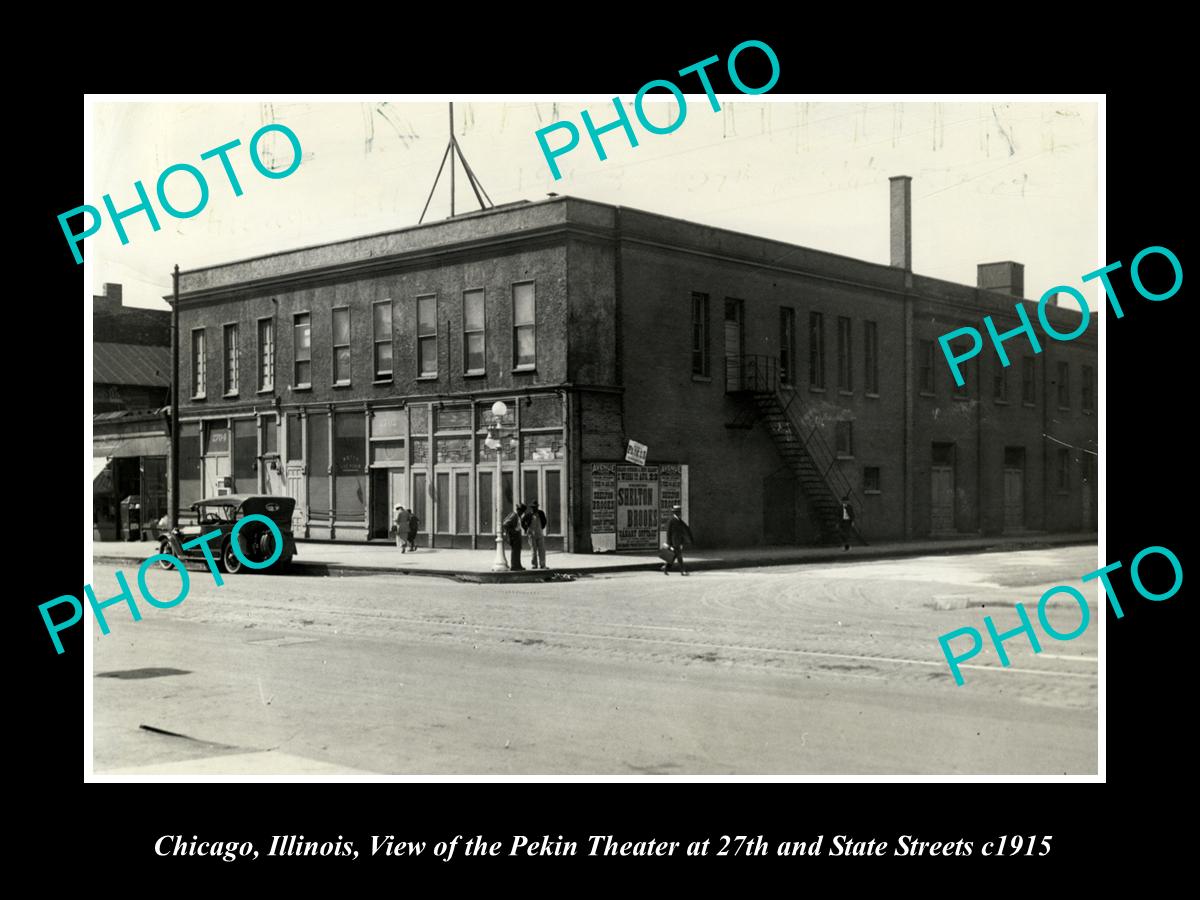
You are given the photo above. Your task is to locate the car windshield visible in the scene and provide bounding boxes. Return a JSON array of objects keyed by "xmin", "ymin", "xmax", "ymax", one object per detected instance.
[{"xmin": 197, "ymin": 504, "xmax": 237, "ymax": 523}]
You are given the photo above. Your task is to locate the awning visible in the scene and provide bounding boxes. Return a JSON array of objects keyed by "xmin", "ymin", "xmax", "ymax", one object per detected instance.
[
  {"xmin": 93, "ymin": 458, "xmax": 113, "ymax": 493},
  {"xmin": 93, "ymin": 458, "xmax": 111, "ymax": 480},
  {"xmin": 92, "ymin": 435, "xmax": 170, "ymax": 458}
]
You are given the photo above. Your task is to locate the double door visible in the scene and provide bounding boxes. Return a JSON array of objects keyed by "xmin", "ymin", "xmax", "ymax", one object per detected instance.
[{"xmin": 370, "ymin": 468, "xmax": 407, "ymax": 539}]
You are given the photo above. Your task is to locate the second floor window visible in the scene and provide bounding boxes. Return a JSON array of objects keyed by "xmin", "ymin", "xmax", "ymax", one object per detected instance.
[
  {"xmin": 835, "ymin": 420, "xmax": 854, "ymax": 457},
  {"xmin": 463, "ymin": 290, "xmax": 485, "ymax": 374},
  {"xmin": 1082, "ymin": 364, "xmax": 1095, "ymax": 412},
  {"xmin": 373, "ymin": 300, "xmax": 392, "ymax": 380},
  {"xmin": 418, "ymin": 295, "xmax": 437, "ymax": 377},
  {"xmin": 837, "ymin": 316, "xmax": 852, "ymax": 391},
  {"xmin": 692, "ymin": 292, "xmax": 710, "ymax": 377},
  {"xmin": 332, "ymin": 307, "xmax": 351, "ymax": 384},
  {"xmin": 994, "ymin": 361, "xmax": 1009, "ymax": 402},
  {"xmin": 223, "ymin": 323, "xmax": 239, "ymax": 395},
  {"xmin": 779, "ymin": 307, "xmax": 795, "ymax": 385},
  {"xmin": 513, "ymin": 282, "xmax": 536, "ymax": 369},
  {"xmin": 919, "ymin": 340, "xmax": 934, "ymax": 394},
  {"xmin": 257, "ymin": 318, "xmax": 274, "ymax": 391},
  {"xmin": 1057, "ymin": 361, "xmax": 1070, "ymax": 408},
  {"xmin": 191, "ymin": 328, "xmax": 206, "ymax": 398},
  {"xmin": 864, "ymin": 320, "xmax": 879, "ymax": 395},
  {"xmin": 294, "ymin": 313, "xmax": 311, "ymax": 387},
  {"xmin": 809, "ymin": 311, "xmax": 825, "ymax": 389},
  {"xmin": 1022, "ymin": 356, "xmax": 1036, "ymax": 405}
]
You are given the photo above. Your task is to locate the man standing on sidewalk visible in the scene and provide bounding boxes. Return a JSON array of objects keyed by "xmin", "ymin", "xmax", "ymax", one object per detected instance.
[
  {"xmin": 523, "ymin": 500, "xmax": 548, "ymax": 569},
  {"xmin": 504, "ymin": 503, "xmax": 526, "ymax": 571},
  {"xmin": 663, "ymin": 504, "xmax": 694, "ymax": 576}
]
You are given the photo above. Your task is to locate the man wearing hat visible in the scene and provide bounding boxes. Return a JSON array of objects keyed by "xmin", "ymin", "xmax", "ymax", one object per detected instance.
[
  {"xmin": 663, "ymin": 504, "xmax": 694, "ymax": 576},
  {"xmin": 392, "ymin": 504, "xmax": 411, "ymax": 553},
  {"xmin": 522, "ymin": 499, "xmax": 549, "ymax": 569}
]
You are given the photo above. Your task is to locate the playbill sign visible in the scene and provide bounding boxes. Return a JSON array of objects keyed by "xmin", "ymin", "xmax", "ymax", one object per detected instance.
[{"xmin": 590, "ymin": 463, "xmax": 687, "ymax": 551}]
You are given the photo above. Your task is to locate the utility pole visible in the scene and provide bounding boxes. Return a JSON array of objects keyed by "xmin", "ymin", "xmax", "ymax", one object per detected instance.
[{"xmin": 169, "ymin": 264, "xmax": 180, "ymax": 525}]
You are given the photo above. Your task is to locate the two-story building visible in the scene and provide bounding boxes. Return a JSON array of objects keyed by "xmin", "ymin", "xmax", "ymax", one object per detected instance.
[{"xmin": 170, "ymin": 182, "xmax": 1097, "ymax": 552}]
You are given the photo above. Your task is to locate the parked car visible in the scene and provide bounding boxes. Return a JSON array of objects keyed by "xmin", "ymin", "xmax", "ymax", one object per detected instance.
[{"xmin": 159, "ymin": 495, "xmax": 298, "ymax": 574}]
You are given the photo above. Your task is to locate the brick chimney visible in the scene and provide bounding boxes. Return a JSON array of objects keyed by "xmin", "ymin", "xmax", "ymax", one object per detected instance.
[
  {"xmin": 889, "ymin": 175, "xmax": 912, "ymax": 270},
  {"xmin": 976, "ymin": 262, "xmax": 1024, "ymax": 299},
  {"xmin": 103, "ymin": 283, "xmax": 123, "ymax": 305}
]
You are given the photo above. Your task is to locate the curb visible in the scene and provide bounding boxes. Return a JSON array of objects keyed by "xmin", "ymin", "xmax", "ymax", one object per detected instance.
[{"xmin": 92, "ymin": 535, "xmax": 1095, "ymax": 583}]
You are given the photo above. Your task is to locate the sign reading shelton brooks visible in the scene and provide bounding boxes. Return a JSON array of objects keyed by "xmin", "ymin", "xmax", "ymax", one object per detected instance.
[{"xmin": 616, "ymin": 465, "xmax": 659, "ymax": 549}]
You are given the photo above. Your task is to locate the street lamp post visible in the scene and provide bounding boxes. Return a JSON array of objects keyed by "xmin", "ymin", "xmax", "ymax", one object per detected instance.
[{"xmin": 486, "ymin": 400, "xmax": 509, "ymax": 572}]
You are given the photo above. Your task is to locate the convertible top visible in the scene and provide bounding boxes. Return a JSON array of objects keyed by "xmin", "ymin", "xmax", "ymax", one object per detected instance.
[{"xmin": 193, "ymin": 494, "xmax": 287, "ymax": 507}]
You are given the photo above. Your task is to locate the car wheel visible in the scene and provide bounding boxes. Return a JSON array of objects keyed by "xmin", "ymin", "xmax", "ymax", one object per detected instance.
[
  {"xmin": 157, "ymin": 539, "xmax": 174, "ymax": 568},
  {"xmin": 222, "ymin": 539, "xmax": 243, "ymax": 575}
]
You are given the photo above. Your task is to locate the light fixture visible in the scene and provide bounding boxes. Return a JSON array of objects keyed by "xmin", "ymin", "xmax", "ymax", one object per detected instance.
[{"xmin": 491, "ymin": 400, "xmax": 508, "ymax": 418}]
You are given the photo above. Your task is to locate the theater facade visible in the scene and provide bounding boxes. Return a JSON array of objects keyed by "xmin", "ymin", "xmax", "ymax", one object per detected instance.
[{"xmin": 171, "ymin": 187, "xmax": 1097, "ymax": 551}]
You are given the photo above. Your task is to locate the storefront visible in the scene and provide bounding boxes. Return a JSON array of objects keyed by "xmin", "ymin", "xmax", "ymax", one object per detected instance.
[
  {"xmin": 589, "ymin": 463, "xmax": 689, "ymax": 552},
  {"xmin": 267, "ymin": 392, "xmax": 569, "ymax": 549},
  {"xmin": 92, "ymin": 434, "xmax": 170, "ymax": 541}
]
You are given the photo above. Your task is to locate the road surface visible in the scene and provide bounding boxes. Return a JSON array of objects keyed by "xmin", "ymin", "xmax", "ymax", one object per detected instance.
[{"xmin": 90, "ymin": 546, "xmax": 1099, "ymax": 775}]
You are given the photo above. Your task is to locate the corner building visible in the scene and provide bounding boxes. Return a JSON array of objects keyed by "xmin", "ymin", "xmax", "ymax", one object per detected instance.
[{"xmin": 173, "ymin": 188, "xmax": 1097, "ymax": 552}]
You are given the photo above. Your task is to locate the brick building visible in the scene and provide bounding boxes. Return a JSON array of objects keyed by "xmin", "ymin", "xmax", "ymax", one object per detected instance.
[
  {"xmin": 170, "ymin": 183, "xmax": 1097, "ymax": 551},
  {"xmin": 92, "ymin": 284, "xmax": 172, "ymax": 540}
]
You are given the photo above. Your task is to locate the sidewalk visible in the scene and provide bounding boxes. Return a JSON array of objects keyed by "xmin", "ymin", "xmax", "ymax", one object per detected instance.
[{"xmin": 92, "ymin": 532, "xmax": 1097, "ymax": 582}]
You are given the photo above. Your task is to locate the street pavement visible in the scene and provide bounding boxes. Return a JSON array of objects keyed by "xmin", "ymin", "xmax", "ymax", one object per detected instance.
[{"xmin": 90, "ymin": 545, "xmax": 1099, "ymax": 776}]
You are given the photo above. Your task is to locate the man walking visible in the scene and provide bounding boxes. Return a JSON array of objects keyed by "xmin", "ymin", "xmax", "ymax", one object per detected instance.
[
  {"xmin": 663, "ymin": 504, "xmax": 694, "ymax": 576},
  {"xmin": 839, "ymin": 493, "xmax": 855, "ymax": 551},
  {"xmin": 393, "ymin": 504, "xmax": 411, "ymax": 553},
  {"xmin": 503, "ymin": 502, "xmax": 526, "ymax": 571},
  {"xmin": 523, "ymin": 500, "xmax": 548, "ymax": 569}
]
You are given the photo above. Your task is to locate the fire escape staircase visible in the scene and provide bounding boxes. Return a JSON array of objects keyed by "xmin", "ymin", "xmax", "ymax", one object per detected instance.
[{"xmin": 726, "ymin": 355, "xmax": 868, "ymax": 546}]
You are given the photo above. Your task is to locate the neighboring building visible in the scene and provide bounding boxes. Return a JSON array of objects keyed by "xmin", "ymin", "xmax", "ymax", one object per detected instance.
[
  {"xmin": 170, "ymin": 185, "xmax": 1097, "ymax": 551},
  {"xmin": 92, "ymin": 284, "xmax": 172, "ymax": 540}
]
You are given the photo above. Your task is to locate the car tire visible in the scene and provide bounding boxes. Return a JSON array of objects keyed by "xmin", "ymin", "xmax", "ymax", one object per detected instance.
[
  {"xmin": 157, "ymin": 539, "xmax": 174, "ymax": 568},
  {"xmin": 222, "ymin": 539, "xmax": 243, "ymax": 575}
]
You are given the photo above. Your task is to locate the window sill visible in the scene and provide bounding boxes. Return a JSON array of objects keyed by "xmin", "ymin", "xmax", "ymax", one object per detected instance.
[
  {"xmin": 293, "ymin": 384, "xmax": 312, "ymax": 393},
  {"xmin": 333, "ymin": 382, "xmax": 353, "ymax": 390},
  {"xmin": 865, "ymin": 392, "xmax": 880, "ymax": 399},
  {"xmin": 223, "ymin": 392, "xmax": 239, "ymax": 399},
  {"xmin": 994, "ymin": 399, "xmax": 1010, "ymax": 406},
  {"xmin": 417, "ymin": 375, "xmax": 439, "ymax": 382},
  {"xmin": 464, "ymin": 371, "xmax": 487, "ymax": 379},
  {"xmin": 373, "ymin": 377, "xmax": 393, "ymax": 385},
  {"xmin": 191, "ymin": 395, "xmax": 206, "ymax": 401},
  {"xmin": 1058, "ymin": 406, "xmax": 1071, "ymax": 412},
  {"xmin": 836, "ymin": 454, "xmax": 854, "ymax": 461},
  {"xmin": 257, "ymin": 387, "xmax": 274, "ymax": 395},
  {"xmin": 691, "ymin": 374, "xmax": 712, "ymax": 383},
  {"xmin": 864, "ymin": 489, "xmax": 882, "ymax": 496},
  {"xmin": 512, "ymin": 366, "xmax": 537, "ymax": 374},
  {"xmin": 919, "ymin": 391, "xmax": 935, "ymax": 398},
  {"xmin": 952, "ymin": 394, "xmax": 970, "ymax": 402},
  {"xmin": 838, "ymin": 389, "xmax": 854, "ymax": 397},
  {"xmin": 809, "ymin": 386, "xmax": 826, "ymax": 394}
]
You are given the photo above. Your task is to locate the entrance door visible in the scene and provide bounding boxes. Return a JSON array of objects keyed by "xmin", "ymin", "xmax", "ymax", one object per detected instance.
[
  {"xmin": 763, "ymin": 469, "xmax": 797, "ymax": 544},
  {"xmin": 370, "ymin": 468, "xmax": 408, "ymax": 539},
  {"xmin": 203, "ymin": 456, "xmax": 230, "ymax": 498},
  {"xmin": 930, "ymin": 443, "xmax": 955, "ymax": 534},
  {"xmin": 1003, "ymin": 447, "xmax": 1025, "ymax": 532},
  {"xmin": 724, "ymin": 299, "xmax": 744, "ymax": 392}
]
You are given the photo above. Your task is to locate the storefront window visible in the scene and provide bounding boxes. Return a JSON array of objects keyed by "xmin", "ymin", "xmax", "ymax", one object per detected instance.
[
  {"xmin": 522, "ymin": 432, "xmax": 564, "ymax": 461},
  {"xmin": 180, "ymin": 423, "xmax": 201, "ymax": 509},
  {"xmin": 545, "ymin": 470, "xmax": 562, "ymax": 534},
  {"xmin": 233, "ymin": 419, "xmax": 257, "ymax": 487},
  {"xmin": 334, "ymin": 412, "xmax": 366, "ymax": 519},
  {"xmin": 307, "ymin": 413, "xmax": 329, "ymax": 519}
]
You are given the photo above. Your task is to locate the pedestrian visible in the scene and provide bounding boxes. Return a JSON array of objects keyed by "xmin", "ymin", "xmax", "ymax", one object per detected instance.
[
  {"xmin": 662, "ymin": 504, "xmax": 694, "ymax": 576},
  {"xmin": 523, "ymin": 500, "xmax": 548, "ymax": 569},
  {"xmin": 503, "ymin": 503, "xmax": 526, "ymax": 571},
  {"xmin": 406, "ymin": 508, "xmax": 420, "ymax": 552},
  {"xmin": 392, "ymin": 504, "xmax": 411, "ymax": 553},
  {"xmin": 839, "ymin": 493, "xmax": 855, "ymax": 551}
]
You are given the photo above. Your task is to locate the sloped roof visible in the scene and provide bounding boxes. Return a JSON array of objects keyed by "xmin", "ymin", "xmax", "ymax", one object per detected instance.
[{"xmin": 93, "ymin": 342, "xmax": 171, "ymax": 387}]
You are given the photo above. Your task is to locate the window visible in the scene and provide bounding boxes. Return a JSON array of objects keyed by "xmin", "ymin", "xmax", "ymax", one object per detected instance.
[
  {"xmin": 1082, "ymin": 364, "xmax": 1095, "ymax": 413},
  {"xmin": 837, "ymin": 316, "xmax": 852, "ymax": 392},
  {"xmin": 417, "ymin": 295, "xmax": 437, "ymax": 377},
  {"xmin": 779, "ymin": 307, "xmax": 795, "ymax": 385},
  {"xmin": 293, "ymin": 313, "xmax": 311, "ymax": 387},
  {"xmin": 332, "ymin": 307, "xmax": 351, "ymax": 384},
  {"xmin": 952, "ymin": 342, "xmax": 970, "ymax": 399},
  {"xmin": 373, "ymin": 300, "xmax": 392, "ymax": 380},
  {"xmin": 835, "ymin": 420, "xmax": 854, "ymax": 457},
  {"xmin": 257, "ymin": 318, "xmax": 274, "ymax": 391},
  {"xmin": 223, "ymin": 323, "xmax": 239, "ymax": 395},
  {"xmin": 513, "ymin": 282, "xmax": 536, "ymax": 369},
  {"xmin": 863, "ymin": 466, "xmax": 881, "ymax": 494},
  {"xmin": 463, "ymin": 290, "xmax": 485, "ymax": 374},
  {"xmin": 1057, "ymin": 448, "xmax": 1071, "ymax": 492},
  {"xmin": 1022, "ymin": 355, "xmax": 1036, "ymax": 405},
  {"xmin": 809, "ymin": 312, "xmax": 825, "ymax": 389},
  {"xmin": 1057, "ymin": 361, "xmax": 1070, "ymax": 408},
  {"xmin": 334, "ymin": 412, "xmax": 366, "ymax": 518},
  {"xmin": 233, "ymin": 418, "xmax": 256, "ymax": 486},
  {"xmin": 692, "ymin": 292, "xmax": 710, "ymax": 377},
  {"xmin": 919, "ymin": 340, "xmax": 934, "ymax": 394},
  {"xmin": 994, "ymin": 360, "xmax": 1009, "ymax": 403},
  {"xmin": 191, "ymin": 328, "xmax": 206, "ymax": 398},
  {"xmin": 864, "ymin": 320, "xmax": 879, "ymax": 395}
]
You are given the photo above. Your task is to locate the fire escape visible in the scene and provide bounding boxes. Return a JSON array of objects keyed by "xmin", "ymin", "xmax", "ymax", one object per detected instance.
[{"xmin": 726, "ymin": 355, "xmax": 867, "ymax": 546}]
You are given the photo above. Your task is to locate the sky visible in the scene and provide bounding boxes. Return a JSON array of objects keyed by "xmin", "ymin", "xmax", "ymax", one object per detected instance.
[{"xmin": 86, "ymin": 99, "xmax": 1098, "ymax": 310}]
